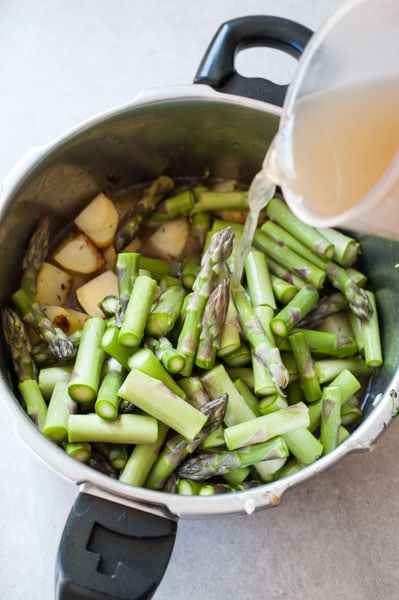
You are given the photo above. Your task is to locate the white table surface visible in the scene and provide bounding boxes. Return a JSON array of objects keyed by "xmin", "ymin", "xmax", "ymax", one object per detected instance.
[{"xmin": 1, "ymin": 1, "xmax": 399, "ymax": 599}]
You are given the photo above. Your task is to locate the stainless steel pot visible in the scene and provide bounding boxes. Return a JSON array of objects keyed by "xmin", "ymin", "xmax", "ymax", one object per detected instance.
[{"xmin": 0, "ymin": 15, "xmax": 398, "ymax": 600}]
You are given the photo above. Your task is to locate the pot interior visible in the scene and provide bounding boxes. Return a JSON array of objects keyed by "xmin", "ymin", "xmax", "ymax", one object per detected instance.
[{"xmin": 0, "ymin": 90, "xmax": 398, "ymax": 484}]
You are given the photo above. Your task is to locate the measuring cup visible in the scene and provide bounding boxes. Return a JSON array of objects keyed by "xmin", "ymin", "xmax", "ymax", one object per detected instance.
[{"xmin": 270, "ymin": 0, "xmax": 399, "ymax": 238}]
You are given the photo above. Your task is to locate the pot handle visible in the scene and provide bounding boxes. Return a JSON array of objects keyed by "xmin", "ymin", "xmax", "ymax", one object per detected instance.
[
  {"xmin": 194, "ymin": 15, "xmax": 313, "ymax": 106},
  {"xmin": 55, "ymin": 492, "xmax": 177, "ymax": 600}
]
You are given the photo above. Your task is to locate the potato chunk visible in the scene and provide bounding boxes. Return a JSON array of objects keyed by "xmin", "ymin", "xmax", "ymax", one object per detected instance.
[
  {"xmin": 74, "ymin": 192, "xmax": 119, "ymax": 248},
  {"xmin": 35, "ymin": 262, "xmax": 72, "ymax": 306},
  {"xmin": 43, "ymin": 306, "xmax": 89, "ymax": 335},
  {"xmin": 146, "ymin": 218, "xmax": 189, "ymax": 258},
  {"xmin": 53, "ymin": 233, "xmax": 105, "ymax": 274},
  {"xmin": 76, "ymin": 270, "xmax": 118, "ymax": 317}
]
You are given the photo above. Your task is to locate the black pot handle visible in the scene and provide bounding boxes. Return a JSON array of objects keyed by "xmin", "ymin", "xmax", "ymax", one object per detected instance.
[
  {"xmin": 194, "ymin": 15, "xmax": 313, "ymax": 106},
  {"xmin": 55, "ymin": 492, "xmax": 177, "ymax": 600}
]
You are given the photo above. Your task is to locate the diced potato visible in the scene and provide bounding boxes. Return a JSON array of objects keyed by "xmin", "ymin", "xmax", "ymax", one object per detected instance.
[
  {"xmin": 53, "ymin": 233, "xmax": 105, "ymax": 274},
  {"xmin": 146, "ymin": 218, "xmax": 189, "ymax": 259},
  {"xmin": 35, "ymin": 262, "xmax": 72, "ymax": 306},
  {"xmin": 74, "ymin": 192, "xmax": 119, "ymax": 248},
  {"xmin": 76, "ymin": 270, "xmax": 118, "ymax": 317},
  {"xmin": 123, "ymin": 236, "xmax": 142, "ymax": 253},
  {"xmin": 43, "ymin": 306, "xmax": 89, "ymax": 335},
  {"xmin": 102, "ymin": 244, "xmax": 117, "ymax": 270}
]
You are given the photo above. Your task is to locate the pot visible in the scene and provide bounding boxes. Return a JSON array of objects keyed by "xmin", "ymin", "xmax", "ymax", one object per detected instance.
[{"xmin": 0, "ymin": 15, "xmax": 398, "ymax": 600}]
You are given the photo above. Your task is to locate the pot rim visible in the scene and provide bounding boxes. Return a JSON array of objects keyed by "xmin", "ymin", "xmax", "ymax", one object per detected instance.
[{"xmin": 1, "ymin": 83, "xmax": 397, "ymax": 518}]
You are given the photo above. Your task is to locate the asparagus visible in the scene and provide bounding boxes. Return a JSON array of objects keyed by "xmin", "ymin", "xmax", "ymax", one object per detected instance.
[
  {"xmin": 319, "ymin": 227, "xmax": 360, "ymax": 267},
  {"xmin": 261, "ymin": 219, "xmax": 327, "ymax": 270},
  {"xmin": 68, "ymin": 317, "xmax": 106, "ymax": 403},
  {"xmin": 232, "ymin": 285, "xmax": 289, "ymax": 394},
  {"xmin": 297, "ymin": 292, "xmax": 348, "ymax": 329},
  {"xmin": 217, "ymin": 293, "xmax": 242, "ymax": 358},
  {"xmin": 68, "ymin": 412, "xmax": 158, "ymax": 444},
  {"xmin": 196, "ymin": 278, "xmax": 230, "ymax": 369},
  {"xmin": 93, "ymin": 442, "xmax": 129, "ymax": 470},
  {"xmin": 20, "ymin": 217, "xmax": 50, "ymax": 297},
  {"xmin": 191, "ymin": 211, "xmax": 211, "ymax": 249},
  {"xmin": 177, "ymin": 436, "xmax": 289, "ymax": 481},
  {"xmin": 114, "ymin": 175, "xmax": 174, "ymax": 251},
  {"xmin": 181, "ymin": 255, "xmax": 200, "ymax": 290},
  {"xmin": 18, "ymin": 379, "xmax": 48, "ymax": 430},
  {"xmin": 138, "ymin": 256, "xmax": 176, "ymax": 277},
  {"xmin": 118, "ymin": 274, "xmax": 157, "ymax": 347},
  {"xmin": 223, "ymin": 402, "xmax": 310, "ymax": 450},
  {"xmin": 191, "ymin": 190, "xmax": 248, "ymax": 214},
  {"xmin": 115, "ymin": 252, "xmax": 140, "ymax": 320},
  {"xmin": 42, "ymin": 380, "xmax": 77, "ymax": 442},
  {"xmin": 265, "ymin": 197, "xmax": 334, "ymax": 258},
  {"xmin": 145, "ymin": 336, "xmax": 186, "ymax": 374},
  {"xmin": 315, "ymin": 357, "xmax": 372, "ymax": 384},
  {"xmin": 12, "ymin": 288, "xmax": 75, "ymax": 361},
  {"xmin": 101, "ymin": 325, "xmax": 134, "ymax": 369},
  {"xmin": 282, "ymin": 428, "xmax": 323, "ymax": 465},
  {"xmin": 38, "ymin": 364, "xmax": 73, "ymax": 400},
  {"xmin": 280, "ymin": 328, "xmax": 357, "ymax": 359},
  {"xmin": 94, "ymin": 368, "xmax": 124, "ymax": 420},
  {"xmin": 200, "ymin": 364, "xmax": 257, "ymax": 427},
  {"xmin": 326, "ymin": 262, "xmax": 373, "ymax": 320},
  {"xmin": 320, "ymin": 385, "xmax": 342, "ymax": 454},
  {"xmin": 2, "ymin": 307, "xmax": 38, "ymax": 382},
  {"xmin": 64, "ymin": 442, "xmax": 92, "ymax": 463},
  {"xmin": 270, "ymin": 285, "xmax": 319, "ymax": 337},
  {"xmin": 253, "ymin": 230, "xmax": 326, "ymax": 289},
  {"xmin": 360, "ymin": 290, "xmax": 383, "ymax": 367},
  {"xmin": 119, "ymin": 422, "xmax": 169, "ymax": 487},
  {"xmin": 177, "ymin": 376, "xmax": 210, "ymax": 408},
  {"xmin": 151, "ymin": 189, "xmax": 195, "ymax": 219},
  {"xmin": 288, "ymin": 331, "xmax": 322, "ymax": 403},
  {"xmin": 244, "ymin": 250, "xmax": 276, "ymax": 309},
  {"xmin": 270, "ymin": 275, "xmax": 298, "ymax": 305},
  {"xmin": 145, "ymin": 394, "xmax": 227, "ymax": 490},
  {"xmin": 265, "ymin": 256, "xmax": 306, "ymax": 289},
  {"xmin": 146, "ymin": 285, "xmax": 186, "ymax": 337},
  {"xmin": 223, "ymin": 343, "xmax": 252, "ymax": 367},
  {"xmin": 176, "ymin": 226, "xmax": 234, "ymax": 375},
  {"xmin": 118, "ymin": 368, "xmax": 208, "ymax": 441},
  {"xmin": 127, "ymin": 347, "xmax": 186, "ymax": 398}
]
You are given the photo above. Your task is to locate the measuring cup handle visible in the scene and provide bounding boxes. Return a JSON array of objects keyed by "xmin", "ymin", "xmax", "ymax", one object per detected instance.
[
  {"xmin": 194, "ymin": 15, "xmax": 313, "ymax": 106},
  {"xmin": 55, "ymin": 492, "xmax": 177, "ymax": 600}
]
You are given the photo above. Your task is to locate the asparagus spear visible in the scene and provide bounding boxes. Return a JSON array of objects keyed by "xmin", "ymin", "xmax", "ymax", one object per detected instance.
[
  {"xmin": 118, "ymin": 368, "xmax": 208, "ymax": 441},
  {"xmin": 176, "ymin": 226, "xmax": 234, "ymax": 375},
  {"xmin": 360, "ymin": 290, "xmax": 383, "ymax": 367},
  {"xmin": 94, "ymin": 367, "xmax": 124, "ymax": 420},
  {"xmin": 38, "ymin": 364, "xmax": 73, "ymax": 400},
  {"xmin": 253, "ymin": 230, "xmax": 326, "ymax": 289},
  {"xmin": 265, "ymin": 197, "xmax": 334, "ymax": 258},
  {"xmin": 196, "ymin": 278, "xmax": 230, "ymax": 369},
  {"xmin": 244, "ymin": 249, "xmax": 276, "ymax": 309},
  {"xmin": 18, "ymin": 379, "xmax": 48, "ymax": 430},
  {"xmin": 119, "ymin": 422, "xmax": 169, "ymax": 487},
  {"xmin": 2, "ymin": 307, "xmax": 38, "ymax": 382},
  {"xmin": 270, "ymin": 285, "xmax": 319, "ymax": 337},
  {"xmin": 145, "ymin": 336, "xmax": 186, "ymax": 375},
  {"xmin": 177, "ymin": 436, "xmax": 289, "ymax": 481},
  {"xmin": 12, "ymin": 288, "xmax": 75, "ymax": 361},
  {"xmin": 297, "ymin": 292, "xmax": 348, "ymax": 329},
  {"xmin": 326, "ymin": 262, "xmax": 373, "ymax": 320},
  {"xmin": 20, "ymin": 217, "xmax": 50, "ymax": 297},
  {"xmin": 42, "ymin": 380, "xmax": 77, "ymax": 442},
  {"xmin": 145, "ymin": 394, "xmax": 227, "ymax": 490},
  {"xmin": 68, "ymin": 412, "xmax": 158, "ymax": 444},
  {"xmin": 114, "ymin": 175, "xmax": 174, "ymax": 251},
  {"xmin": 177, "ymin": 376, "xmax": 210, "ymax": 408},
  {"xmin": 146, "ymin": 285, "xmax": 186, "ymax": 337},
  {"xmin": 223, "ymin": 402, "xmax": 309, "ymax": 450},
  {"xmin": 288, "ymin": 331, "xmax": 322, "ymax": 403},
  {"xmin": 118, "ymin": 274, "xmax": 158, "ymax": 347},
  {"xmin": 191, "ymin": 190, "xmax": 248, "ymax": 213},
  {"xmin": 115, "ymin": 252, "xmax": 140, "ymax": 320},
  {"xmin": 320, "ymin": 385, "xmax": 342, "ymax": 454},
  {"xmin": 68, "ymin": 317, "xmax": 106, "ymax": 403},
  {"xmin": 232, "ymin": 285, "xmax": 289, "ymax": 394},
  {"xmin": 64, "ymin": 442, "xmax": 92, "ymax": 463}
]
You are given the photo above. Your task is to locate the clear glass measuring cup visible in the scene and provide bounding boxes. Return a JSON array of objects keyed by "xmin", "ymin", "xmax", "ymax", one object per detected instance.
[{"xmin": 268, "ymin": 0, "xmax": 399, "ymax": 238}]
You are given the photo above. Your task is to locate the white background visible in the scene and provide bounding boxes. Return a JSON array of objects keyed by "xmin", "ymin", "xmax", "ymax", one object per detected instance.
[{"xmin": 1, "ymin": 1, "xmax": 399, "ymax": 599}]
